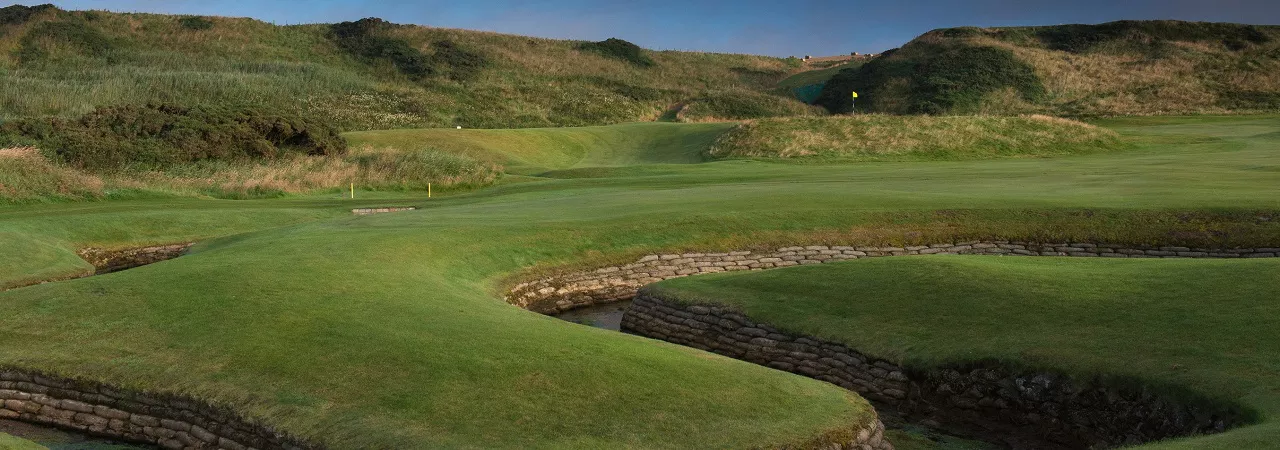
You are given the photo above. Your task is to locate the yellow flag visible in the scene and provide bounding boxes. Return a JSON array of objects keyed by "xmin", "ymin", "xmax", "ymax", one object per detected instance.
[{"xmin": 851, "ymin": 91, "xmax": 859, "ymax": 98}]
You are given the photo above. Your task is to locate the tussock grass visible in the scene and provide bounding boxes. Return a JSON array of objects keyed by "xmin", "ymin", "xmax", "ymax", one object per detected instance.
[
  {"xmin": 0, "ymin": 147, "xmax": 104, "ymax": 203},
  {"xmin": 0, "ymin": 145, "xmax": 499, "ymax": 203},
  {"xmin": 818, "ymin": 21, "xmax": 1280, "ymax": 117},
  {"xmin": 708, "ymin": 114, "xmax": 1124, "ymax": 161},
  {"xmin": 0, "ymin": 7, "xmax": 809, "ymax": 129},
  {"xmin": 115, "ymin": 146, "xmax": 500, "ymax": 199}
]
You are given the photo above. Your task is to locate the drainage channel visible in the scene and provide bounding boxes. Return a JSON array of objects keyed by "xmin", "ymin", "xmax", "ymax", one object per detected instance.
[{"xmin": 1, "ymin": 418, "xmax": 154, "ymax": 450}]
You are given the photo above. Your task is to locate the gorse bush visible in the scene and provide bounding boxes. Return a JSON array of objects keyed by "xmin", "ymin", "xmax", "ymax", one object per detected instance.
[
  {"xmin": 0, "ymin": 3, "xmax": 56, "ymax": 27},
  {"xmin": 330, "ymin": 18, "xmax": 489, "ymax": 81},
  {"xmin": 817, "ymin": 42, "xmax": 1044, "ymax": 115},
  {"xmin": 178, "ymin": 16, "xmax": 215, "ymax": 31},
  {"xmin": 0, "ymin": 104, "xmax": 346, "ymax": 170},
  {"xmin": 16, "ymin": 20, "xmax": 115, "ymax": 64},
  {"xmin": 430, "ymin": 39, "xmax": 488, "ymax": 81},
  {"xmin": 578, "ymin": 38, "xmax": 654, "ymax": 67},
  {"xmin": 332, "ymin": 18, "xmax": 435, "ymax": 79}
]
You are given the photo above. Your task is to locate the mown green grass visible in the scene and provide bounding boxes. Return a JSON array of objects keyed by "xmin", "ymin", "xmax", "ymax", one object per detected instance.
[
  {"xmin": 647, "ymin": 255, "xmax": 1280, "ymax": 449},
  {"xmin": 0, "ymin": 432, "xmax": 45, "ymax": 450},
  {"xmin": 0, "ymin": 116, "xmax": 1277, "ymax": 448}
]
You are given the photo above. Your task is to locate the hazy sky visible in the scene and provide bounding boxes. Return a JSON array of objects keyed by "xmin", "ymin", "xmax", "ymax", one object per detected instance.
[{"xmin": 37, "ymin": 0, "xmax": 1280, "ymax": 56}]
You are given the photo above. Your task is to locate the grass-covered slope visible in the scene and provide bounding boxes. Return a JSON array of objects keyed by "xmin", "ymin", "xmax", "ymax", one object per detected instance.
[
  {"xmin": 0, "ymin": 5, "xmax": 813, "ymax": 129},
  {"xmin": 707, "ymin": 115, "xmax": 1124, "ymax": 161},
  {"xmin": 346, "ymin": 122, "xmax": 734, "ymax": 174},
  {"xmin": 0, "ymin": 122, "xmax": 733, "ymax": 204},
  {"xmin": 0, "ymin": 117, "xmax": 1278, "ymax": 448},
  {"xmin": 818, "ymin": 20, "xmax": 1280, "ymax": 117},
  {"xmin": 645, "ymin": 255, "xmax": 1280, "ymax": 449}
]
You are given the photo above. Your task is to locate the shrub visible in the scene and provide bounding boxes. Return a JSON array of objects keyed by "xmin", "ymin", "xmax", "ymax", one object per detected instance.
[
  {"xmin": 178, "ymin": 16, "xmax": 214, "ymax": 31},
  {"xmin": 0, "ymin": 3, "xmax": 56, "ymax": 27},
  {"xmin": 330, "ymin": 18, "xmax": 488, "ymax": 81},
  {"xmin": 680, "ymin": 89, "xmax": 820, "ymax": 121},
  {"xmin": 578, "ymin": 38, "xmax": 654, "ymax": 67},
  {"xmin": 430, "ymin": 39, "xmax": 489, "ymax": 81},
  {"xmin": 815, "ymin": 42, "xmax": 1045, "ymax": 115},
  {"xmin": 16, "ymin": 20, "xmax": 114, "ymax": 64},
  {"xmin": 0, "ymin": 104, "xmax": 346, "ymax": 170},
  {"xmin": 332, "ymin": 18, "xmax": 435, "ymax": 79}
]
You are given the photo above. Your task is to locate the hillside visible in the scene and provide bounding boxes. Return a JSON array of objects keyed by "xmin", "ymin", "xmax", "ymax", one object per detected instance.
[
  {"xmin": 707, "ymin": 115, "xmax": 1124, "ymax": 161},
  {"xmin": 817, "ymin": 20, "xmax": 1280, "ymax": 117},
  {"xmin": 0, "ymin": 4, "xmax": 817, "ymax": 130}
]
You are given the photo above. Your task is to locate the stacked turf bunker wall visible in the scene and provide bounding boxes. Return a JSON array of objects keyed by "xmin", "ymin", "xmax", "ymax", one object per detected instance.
[
  {"xmin": 505, "ymin": 241, "xmax": 1280, "ymax": 314},
  {"xmin": 504, "ymin": 240, "xmax": 1268, "ymax": 448},
  {"xmin": 622, "ymin": 293, "xmax": 1246, "ymax": 449},
  {"xmin": 78, "ymin": 244, "xmax": 194, "ymax": 275},
  {"xmin": 0, "ymin": 368, "xmax": 319, "ymax": 450}
]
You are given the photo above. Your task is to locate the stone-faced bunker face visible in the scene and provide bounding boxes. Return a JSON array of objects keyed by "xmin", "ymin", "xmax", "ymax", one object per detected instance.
[
  {"xmin": 0, "ymin": 369, "xmax": 319, "ymax": 450},
  {"xmin": 507, "ymin": 240, "xmax": 1268, "ymax": 449},
  {"xmin": 77, "ymin": 244, "xmax": 193, "ymax": 275}
]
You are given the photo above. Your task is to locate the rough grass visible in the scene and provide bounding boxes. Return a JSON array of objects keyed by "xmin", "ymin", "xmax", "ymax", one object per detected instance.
[
  {"xmin": 0, "ymin": 116, "xmax": 1277, "ymax": 448},
  {"xmin": 707, "ymin": 115, "xmax": 1124, "ymax": 160},
  {"xmin": 0, "ymin": 146, "xmax": 499, "ymax": 203},
  {"xmin": 646, "ymin": 255, "xmax": 1280, "ymax": 449},
  {"xmin": 0, "ymin": 7, "xmax": 807, "ymax": 129},
  {"xmin": 0, "ymin": 147, "xmax": 104, "ymax": 203},
  {"xmin": 345, "ymin": 122, "xmax": 734, "ymax": 174},
  {"xmin": 777, "ymin": 61, "xmax": 865, "ymax": 90},
  {"xmin": 818, "ymin": 21, "xmax": 1280, "ymax": 117}
]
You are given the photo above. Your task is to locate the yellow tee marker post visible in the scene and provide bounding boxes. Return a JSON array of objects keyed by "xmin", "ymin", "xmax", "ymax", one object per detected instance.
[
  {"xmin": 851, "ymin": 91, "xmax": 859, "ymax": 115},
  {"xmin": 428, "ymin": 183, "xmax": 432, "ymax": 198},
  {"xmin": 350, "ymin": 183, "xmax": 354, "ymax": 199}
]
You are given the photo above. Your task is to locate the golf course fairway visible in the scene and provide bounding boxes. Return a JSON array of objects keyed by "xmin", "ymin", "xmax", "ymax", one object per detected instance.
[{"xmin": 1, "ymin": 115, "xmax": 1279, "ymax": 448}]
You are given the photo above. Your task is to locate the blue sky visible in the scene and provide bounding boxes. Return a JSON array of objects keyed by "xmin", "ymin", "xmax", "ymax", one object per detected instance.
[{"xmin": 37, "ymin": 0, "xmax": 1280, "ymax": 56}]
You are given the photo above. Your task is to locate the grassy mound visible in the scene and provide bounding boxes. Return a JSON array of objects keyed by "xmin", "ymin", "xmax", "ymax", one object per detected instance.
[
  {"xmin": 1, "ymin": 104, "xmax": 346, "ymax": 170},
  {"xmin": 777, "ymin": 61, "xmax": 866, "ymax": 90},
  {"xmin": 0, "ymin": 6, "xmax": 807, "ymax": 129},
  {"xmin": 0, "ymin": 116, "xmax": 1278, "ymax": 448},
  {"xmin": 818, "ymin": 21, "xmax": 1280, "ymax": 117},
  {"xmin": 346, "ymin": 122, "xmax": 734, "ymax": 174},
  {"xmin": 578, "ymin": 38, "xmax": 654, "ymax": 67},
  {"xmin": 707, "ymin": 115, "xmax": 1124, "ymax": 161},
  {"xmin": 646, "ymin": 255, "xmax": 1280, "ymax": 448},
  {"xmin": 0, "ymin": 147, "xmax": 103, "ymax": 203}
]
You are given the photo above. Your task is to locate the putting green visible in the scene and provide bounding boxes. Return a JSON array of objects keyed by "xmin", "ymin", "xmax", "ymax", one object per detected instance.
[{"xmin": 0, "ymin": 115, "xmax": 1278, "ymax": 448}]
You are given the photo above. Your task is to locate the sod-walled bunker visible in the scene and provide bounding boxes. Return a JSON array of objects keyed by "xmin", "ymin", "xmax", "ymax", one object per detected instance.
[
  {"xmin": 1, "ymin": 241, "xmax": 1268, "ymax": 449},
  {"xmin": 507, "ymin": 241, "xmax": 1271, "ymax": 448},
  {"xmin": 0, "ymin": 369, "xmax": 318, "ymax": 450}
]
